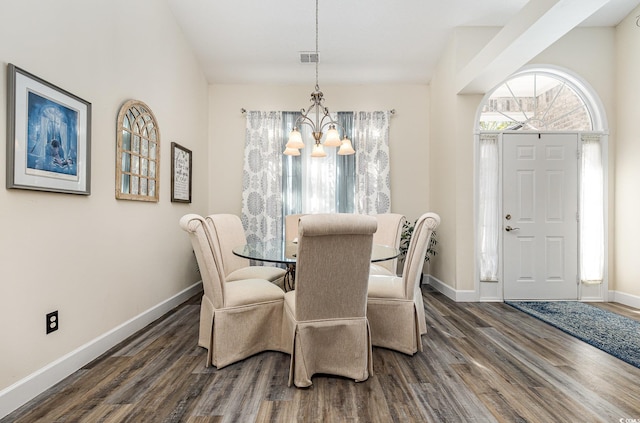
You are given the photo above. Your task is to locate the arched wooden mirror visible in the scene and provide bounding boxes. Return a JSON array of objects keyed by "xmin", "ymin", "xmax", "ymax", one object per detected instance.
[{"xmin": 115, "ymin": 100, "xmax": 160, "ymax": 202}]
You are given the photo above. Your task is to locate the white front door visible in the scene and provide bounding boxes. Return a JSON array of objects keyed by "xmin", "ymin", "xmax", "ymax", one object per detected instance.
[{"xmin": 503, "ymin": 133, "xmax": 578, "ymax": 300}]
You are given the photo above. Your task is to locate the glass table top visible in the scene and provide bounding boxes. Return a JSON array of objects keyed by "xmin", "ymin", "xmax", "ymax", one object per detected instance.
[{"xmin": 232, "ymin": 240, "xmax": 400, "ymax": 265}]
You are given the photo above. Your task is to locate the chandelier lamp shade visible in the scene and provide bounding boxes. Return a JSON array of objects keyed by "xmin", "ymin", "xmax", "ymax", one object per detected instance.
[{"xmin": 284, "ymin": 0, "xmax": 355, "ymax": 158}]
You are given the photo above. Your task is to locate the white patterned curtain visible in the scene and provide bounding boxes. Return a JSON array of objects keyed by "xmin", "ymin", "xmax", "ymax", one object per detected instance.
[
  {"xmin": 353, "ymin": 111, "xmax": 391, "ymax": 214},
  {"xmin": 242, "ymin": 111, "xmax": 284, "ymax": 243},
  {"xmin": 478, "ymin": 134, "xmax": 500, "ymax": 281},
  {"xmin": 580, "ymin": 134, "xmax": 604, "ymax": 284}
]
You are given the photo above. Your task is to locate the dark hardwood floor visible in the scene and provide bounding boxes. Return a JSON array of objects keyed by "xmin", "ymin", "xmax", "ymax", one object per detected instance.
[{"xmin": 4, "ymin": 287, "xmax": 640, "ymax": 422}]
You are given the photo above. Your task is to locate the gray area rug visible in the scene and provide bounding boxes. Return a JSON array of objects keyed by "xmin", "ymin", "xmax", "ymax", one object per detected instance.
[{"xmin": 506, "ymin": 301, "xmax": 640, "ymax": 369}]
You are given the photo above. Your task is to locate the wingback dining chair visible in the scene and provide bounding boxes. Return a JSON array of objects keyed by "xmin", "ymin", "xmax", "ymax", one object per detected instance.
[
  {"xmin": 180, "ymin": 214, "xmax": 287, "ymax": 368},
  {"xmin": 284, "ymin": 213, "xmax": 307, "ymax": 242},
  {"xmin": 205, "ymin": 214, "xmax": 286, "ymax": 286},
  {"xmin": 367, "ymin": 212, "xmax": 440, "ymax": 355},
  {"xmin": 282, "ymin": 214, "xmax": 377, "ymax": 387},
  {"xmin": 370, "ymin": 213, "xmax": 406, "ymax": 276}
]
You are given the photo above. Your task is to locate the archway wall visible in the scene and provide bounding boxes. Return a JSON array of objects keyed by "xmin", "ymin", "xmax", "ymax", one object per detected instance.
[
  {"xmin": 429, "ymin": 28, "xmax": 491, "ymax": 300},
  {"xmin": 429, "ymin": 26, "xmax": 616, "ymax": 300},
  {"xmin": 614, "ymin": 6, "xmax": 640, "ymax": 301}
]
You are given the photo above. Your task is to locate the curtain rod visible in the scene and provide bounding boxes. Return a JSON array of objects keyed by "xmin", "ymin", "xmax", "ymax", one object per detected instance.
[{"xmin": 241, "ymin": 108, "xmax": 396, "ymax": 115}]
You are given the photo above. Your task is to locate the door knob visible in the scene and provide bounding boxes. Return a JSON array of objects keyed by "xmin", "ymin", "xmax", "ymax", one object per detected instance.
[{"xmin": 505, "ymin": 226, "xmax": 520, "ymax": 232}]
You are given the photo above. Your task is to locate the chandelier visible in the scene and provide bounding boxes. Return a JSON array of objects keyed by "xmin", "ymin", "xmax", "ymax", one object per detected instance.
[{"xmin": 283, "ymin": 0, "xmax": 355, "ymax": 158}]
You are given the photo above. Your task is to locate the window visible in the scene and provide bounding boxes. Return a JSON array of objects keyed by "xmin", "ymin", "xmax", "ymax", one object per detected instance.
[
  {"xmin": 242, "ymin": 110, "xmax": 391, "ymax": 244},
  {"xmin": 479, "ymin": 71, "xmax": 593, "ymax": 131},
  {"xmin": 282, "ymin": 111, "xmax": 355, "ymax": 217}
]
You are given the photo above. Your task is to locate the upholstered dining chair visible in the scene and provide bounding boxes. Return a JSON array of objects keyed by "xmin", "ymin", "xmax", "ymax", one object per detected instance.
[
  {"xmin": 180, "ymin": 214, "xmax": 287, "ymax": 368},
  {"xmin": 205, "ymin": 214, "xmax": 286, "ymax": 286},
  {"xmin": 370, "ymin": 213, "xmax": 406, "ymax": 276},
  {"xmin": 283, "ymin": 214, "xmax": 377, "ymax": 388},
  {"xmin": 367, "ymin": 212, "xmax": 440, "ymax": 355},
  {"xmin": 284, "ymin": 213, "xmax": 307, "ymax": 242}
]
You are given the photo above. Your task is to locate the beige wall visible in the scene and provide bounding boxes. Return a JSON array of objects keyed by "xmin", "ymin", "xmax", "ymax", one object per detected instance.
[
  {"xmin": 208, "ymin": 84, "xmax": 430, "ymax": 223},
  {"xmin": 0, "ymin": 0, "xmax": 209, "ymax": 390},
  {"xmin": 614, "ymin": 6, "xmax": 640, "ymax": 298},
  {"xmin": 429, "ymin": 29, "xmax": 494, "ymax": 294},
  {"xmin": 430, "ymin": 26, "xmax": 618, "ymax": 295}
]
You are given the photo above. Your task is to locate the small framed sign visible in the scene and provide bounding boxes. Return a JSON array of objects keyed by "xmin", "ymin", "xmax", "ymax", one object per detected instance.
[{"xmin": 171, "ymin": 142, "xmax": 192, "ymax": 203}]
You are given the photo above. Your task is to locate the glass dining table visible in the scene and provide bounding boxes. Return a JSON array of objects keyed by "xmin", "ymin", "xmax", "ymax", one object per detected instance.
[{"xmin": 232, "ymin": 240, "xmax": 400, "ymax": 291}]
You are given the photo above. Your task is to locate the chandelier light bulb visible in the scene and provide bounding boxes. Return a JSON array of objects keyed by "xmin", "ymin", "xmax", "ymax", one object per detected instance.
[
  {"xmin": 338, "ymin": 137, "xmax": 355, "ymax": 155},
  {"xmin": 324, "ymin": 125, "xmax": 342, "ymax": 147},
  {"xmin": 283, "ymin": 147, "xmax": 301, "ymax": 156},
  {"xmin": 311, "ymin": 143, "xmax": 327, "ymax": 158},
  {"xmin": 286, "ymin": 128, "xmax": 305, "ymax": 149}
]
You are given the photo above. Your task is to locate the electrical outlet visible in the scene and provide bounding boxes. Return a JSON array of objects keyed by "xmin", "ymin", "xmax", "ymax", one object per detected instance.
[{"xmin": 46, "ymin": 310, "xmax": 59, "ymax": 334}]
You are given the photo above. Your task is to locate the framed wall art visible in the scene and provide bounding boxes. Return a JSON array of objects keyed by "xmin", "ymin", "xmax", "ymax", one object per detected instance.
[
  {"xmin": 171, "ymin": 142, "xmax": 192, "ymax": 203},
  {"xmin": 6, "ymin": 64, "xmax": 91, "ymax": 195}
]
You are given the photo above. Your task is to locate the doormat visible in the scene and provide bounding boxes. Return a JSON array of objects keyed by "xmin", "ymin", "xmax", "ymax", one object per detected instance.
[{"xmin": 506, "ymin": 301, "xmax": 640, "ymax": 369}]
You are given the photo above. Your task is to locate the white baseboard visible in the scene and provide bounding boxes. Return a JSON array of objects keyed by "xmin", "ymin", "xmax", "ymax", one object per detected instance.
[
  {"xmin": 425, "ymin": 274, "xmax": 477, "ymax": 302},
  {"xmin": 0, "ymin": 281, "xmax": 203, "ymax": 420},
  {"xmin": 608, "ymin": 289, "xmax": 640, "ymax": 309},
  {"xmin": 424, "ymin": 274, "xmax": 640, "ymax": 309}
]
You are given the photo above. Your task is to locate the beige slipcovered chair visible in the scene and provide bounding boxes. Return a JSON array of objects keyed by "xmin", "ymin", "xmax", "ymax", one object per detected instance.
[
  {"xmin": 284, "ymin": 213, "xmax": 307, "ymax": 242},
  {"xmin": 283, "ymin": 214, "xmax": 377, "ymax": 387},
  {"xmin": 370, "ymin": 213, "xmax": 406, "ymax": 276},
  {"xmin": 205, "ymin": 214, "xmax": 286, "ymax": 286},
  {"xmin": 367, "ymin": 212, "xmax": 440, "ymax": 355},
  {"xmin": 180, "ymin": 214, "xmax": 287, "ymax": 368}
]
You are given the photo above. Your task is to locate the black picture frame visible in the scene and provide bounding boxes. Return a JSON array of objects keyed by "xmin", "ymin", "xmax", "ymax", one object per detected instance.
[{"xmin": 171, "ymin": 142, "xmax": 192, "ymax": 203}]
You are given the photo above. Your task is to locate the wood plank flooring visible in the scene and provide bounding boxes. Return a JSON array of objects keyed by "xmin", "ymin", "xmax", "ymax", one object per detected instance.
[{"xmin": 4, "ymin": 288, "xmax": 640, "ymax": 422}]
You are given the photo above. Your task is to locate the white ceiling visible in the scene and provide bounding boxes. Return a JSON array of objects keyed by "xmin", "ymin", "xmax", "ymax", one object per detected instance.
[{"xmin": 166, "ymin": 0, "xmax": 640, "ymax": 85}]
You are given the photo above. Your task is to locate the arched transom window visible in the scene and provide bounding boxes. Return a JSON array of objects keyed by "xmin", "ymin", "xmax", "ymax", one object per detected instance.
[{"xmin": 479, "ymin": 71, "xmax": 594, "ymax": 131}]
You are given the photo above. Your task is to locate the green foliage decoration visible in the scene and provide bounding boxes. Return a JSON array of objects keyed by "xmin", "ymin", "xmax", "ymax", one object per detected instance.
[{"xmin": 399, "ymin": 220, "xmax": 437, "ymax": 263}]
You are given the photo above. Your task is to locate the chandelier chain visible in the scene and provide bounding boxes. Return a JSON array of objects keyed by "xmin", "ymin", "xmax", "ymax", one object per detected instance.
[{"xmin": 315, "ymin": 0, "xmax": 319, "ymax": 89}]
